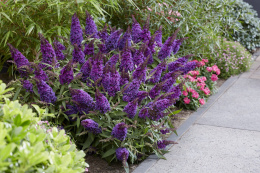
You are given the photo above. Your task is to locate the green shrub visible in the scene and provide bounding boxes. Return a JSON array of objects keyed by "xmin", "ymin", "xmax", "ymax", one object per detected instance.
[
  {"xmin": 211, "ymin": 38, "xmax": 252, "ymax": 79},
  {"xmin": 0, "ymin": 81, "xmax": 88, "ymax": 173}
]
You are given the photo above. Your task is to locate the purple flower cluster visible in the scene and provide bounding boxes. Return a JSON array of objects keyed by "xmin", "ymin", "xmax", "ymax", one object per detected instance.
[
  {"xmin": 59, "ymin": 61, "xmax": 74, "ymax": 85},
  {"xmin": 123, "ymin": 99, "xmax": 138, "ymax": 119},
  {"xmin": 108, "ymin": 65, "xmax": 120, "ymax": 97},
  {"xmin": 140, "ymin": 16, "xmax": 151, "ymax": 42},
  {"xmin": 118, "ymin": 26, "xmax": 132, "ymax": 50},
  {"xmin": 84, "ymin": 39, "xmax": 95, "ymax": 55},
  {"xmin": 95, "ymin": 89, "xmax": 110, "ymax": 114},
  {"xmin": 120, "ymin": 47, "xmax": 134, "ymax": 72},
  {"xmin": 90, "ymin": 53, "xmax": 104, "ymax": 82},
  {"xmin": 72, "ymin": 45, "xmax": 85, "ymax": 64},
  {"xmin": 85, "ymin": 11, "xmax": 98, "ymax": 38},
  {"xmin": 154, "ymin": 26, "xmax": 163, "ymax": 47},
  {"xmin": 39, "ymin": 34, "xmax": 59, "ymax": 69},
  {"xmin": 105, "ymin": 29, "xmax": 122, "ymax": 52},
  {"xmin": 132, "ymin": 59, "xmax": 147, "ymax": 83},
  {"xmin": 70, "ymin": 88, "xmax": 95, "ymax": 114},
  {"xmin": 157, "ymin": 140, "xmax": 174, "ymax": 150},
  {"xmin": 111, "ymin": 122, "xmax": 127, "ymax": 141},
  {"xmin": 116, "ymin": 148, "xmax": 129, "ymax": 162},
  {"xmin": 123, "ymin": 79, "xmax": 141, "ymax": 102},
  {"xmin": 34, "ymin": 65, "xmax": 48, "ymax": 81},
  {"xmin": 148, "ymin": 62, "xmax": 166, "ymax": 83},
  {"xmin": 80, "ymin": 59, "xmax": 91, "ymax": 82},
  {"xmin": 81, "ymin": 119, "xmax": 102, "ymax": 134},
  {"xmin": 133, "ymin": 46, "xmax": 145, "ymax": 66},
  {"xmin": 98, "ymin": 24, "xmax": 109, "ymax": 42},
  {"xmin": 36, "ymin": 79, "xmax": 57, "ymax": 104},
  {"xmin": 70, "ymin": 13, "xmax": 83, "ymax": 47},
  {"xmin": 106, "ymin": 54, "xmax": 119, "ymax": 67},
  {"xmin": 136, "ymin": 91, "xmax": 148, "ymax": 105},
  {"xmin": 53, "ymin": 40, "xmax": 66, "ymax": 60},
  {"xmin": 22, "ymin": 80, "xmax": 33, "ymax": 92},
  {"xmin": 64, "ymin": 104, "xmax": 78, "ymax": 121},
  {"xmin": 131, "ymin": 16, "xmax": 143, "ymax": 43},
  {"xmin": 120, "ymin": 69, "xmax": 130, "ymax": 87}
]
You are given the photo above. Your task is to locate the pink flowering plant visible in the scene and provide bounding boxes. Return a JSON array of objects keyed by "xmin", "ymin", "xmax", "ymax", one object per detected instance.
[
  {"xmin": 178, "ymin": 59, "xmax": 220, "ymax": 110},
  {"xmin": 8, "ymin": 11, "xmax": 197, "ymax": 171},
  {"xmin": 212, "ymin": 38, "xmax": 252, "ymax": 79}
]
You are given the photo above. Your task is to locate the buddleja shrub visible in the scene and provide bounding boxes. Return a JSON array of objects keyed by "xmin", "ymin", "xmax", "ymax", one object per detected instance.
[
  {"xmin": 177, "ymin": 59, "xmax": 220, "ymax": 110},
  {"xmin": 9, "ymin": 11, "xmax": 196, "ymax": 170}
]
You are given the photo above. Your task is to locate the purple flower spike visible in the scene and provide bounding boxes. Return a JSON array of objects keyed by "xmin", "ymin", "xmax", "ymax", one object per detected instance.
[
  {"xmin": 168, "ymin": 57, "xmax": 187, "ymax": 72},
  {"xmin": 108, "ymin": 65, "xmax": 120, "ymax": 97},
  {"xmin": 53, "ymin": 39, "xmax": 66, "ymax": 60},
  {"xmin": 98, "ymin": 24, "xmax": 109, "ymax": 43},
  {"xmin": 22, "ymin": 80, "xmax": 33, "ymax": 92},
  {"xmin": 85, "ymin": 11, "xmax": 98, "ymax": 38},
  {"xmin": 123, "ymin": 98, "xmax": 138, "ymax": 119},
  {"xmin": 84, "ymin": 39, "xmax": 95, "ymax": 55},
  {"xmin": 8, "ymin": 44, "xmax": 31, "ymax": 77},
  {"xmin": 116, "ymin": 148, "xmax": 129, "ymax": 162},
  {"xmin": 111, "ymin": 122, "xmax": 127, "ymax": 141},
  {"xmin": 38, "ymin": 34, "xmax": 59, "ymax": 69},
  {"xmin": 158, "ymin": 28, "xmax": 180, "ymax": 60},
  {"xmin": 35, "ymin": 79, "xmax": 57, "ymax": 104},
  {"xmin": 120, "ymin": 45, "xmax": 134, "ymax": 72},
  {"xmin": 123, "ymin": 79, "xmax": 141, "ymax": 102},
  {"xmin": 132, "ymin": 56, "xmax": 149, "ymax": 83},
  {"xmin": 166, "ymin": 84, "xmax": 182, "ymax": 100},
  {"xmin": 105, "ymin": 29, "xmax": 122, "ymax": 52},
  {"xmin": 179, "ymin": 61, "xmax": 197, "ymax": 75},
  {"xmin": 149, "ymin": 80, "xmax": 168, "ymax": 99},
  {"xmin": 136, "ymin": 91, "xmax": 148, "ymax": 105},
  {"xmin": 69, "ymin": 88, "xmax": 95, "ymax": 114},
  {"xmin": 157, "ymin": 140, "xmax": 175, "ymax": 150},
  {"xmin": 98, "ymin": 44, "xmax": 107, "ymax": 53},
  {"xmin": 148, "ymin": 61, "xmax": 167, "ymax": 83},
  {"xmin": 101, "ymin": 65, "xmax": 111, "ymax": 91},
  {"xmin": 72, "ymin": 45, "xmax": 85, "ymax": 64},
  {"xmin": 106, "ymin": 54, "xmax": 119, "ymax": 67},
  {"xmin": 120, "ymin": 68, "xmax": 130, "ymax": 87},
  {"xmin": 34, "ymin": 65, "xmax": 48, "ymax": 81},
  {"xmin": 161, "ymin": 128, "xmax": 170, "ymax": 134},
  {"xmin": 131, "ymin": 15, "xmax": 143, "ymax": 43},
  {"xmin": 154, "ymin": 26, "xmax": 163, "ymax": 47},
  {"xmin": 59, "ymin": 60, "xmax": 74, "ymax": 85},
  {"xmin": 95, "ymin": 89, "xmax": 110, "ymax": 114},
  {"xmin": 152, "ymin": 99, "xmax": 172, "ymax": 112},
  {"xmin": 118, "ymin": 26, "xmax": 132, "ymax": 50},
  {"xmin": 80, "ymin": 59, "xmax": 92, "ymax": 82},
  {"xmin": 81, "ymin": 119, "xmax": 102, "ymax": 134},
  {"xmin": 70, "ymin": 13, "xmax": 83, "ymax": 47},
  {"xmin": 133, "ymin": 45, "xmax": 146, "ymax": 66},
  {"xmin": 140, "ymin": 15, "xmax": 151, "ymax": 42},
  {"xmin": 138, "ymin": 106, "xmax": 149, "ymax": 119},
  {"xmin": 90, "ymin": 53, "xmax": 104, "ymax": 82},
  {"xmin": 172, "ymin": 37, "xmax": 188, "ymax": 55},
  {"xmin": 64, "ymin": 104, "xmax": 78, "ymax": 116},
  {"xmin": 161, "ymin": 77, "xmax": 176, "ymax": 92}
]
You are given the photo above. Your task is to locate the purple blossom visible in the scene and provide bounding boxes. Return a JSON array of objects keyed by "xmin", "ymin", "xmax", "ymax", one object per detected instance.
[
  {"xmin": 132, "ymin": 57, "xmax": 148, "ymax": 83},
  {"xmin": 133, "ymin": 46, "xmax": 145, "ymax": 66},
  {"xmin": 154, "ymin": 26, "xmax": 163, "ymax": 47},
  {"xmin": 111, "ymin": 122, "xmax": 127, "ymax": 141},
  {"xmin": 120, "ymin": 47, "xmax": 134, "ymax": 72},
  {"xmin": 157, "ymin": 140, "xmax": 174, "ymax": 150},
  {"xmin": 149, "ymin": 80, "xmax": 167, "ymax": 99},
  {"xmin": 80, "ymin": 59, "xmax": 91, "ymax": 82},
  {"xmin": 123, "ymin": 99, "xmax": 138, "ymax": 119},
  {"xmin": 105, "ymin": 29, "xmax": 122, "ymax": 52},
  {"xmin": 158, "ymin": 28, "xmax": 180, "ymax": 60},
  {"xmin": 98, "ymin": 24, "xmax": 109, "ymax": 42},
  {"xmin": 34, "ymin": 65, "xmax": 48, "ymax": 81},
  {"xmin": 36, "ymin": 79, "xmax": 57, "ymax": 104},
  {"xmin": 161, "ymin": 77, "xmax": 176, "ymax": 92},
  {"xmin": 160, "ymin": 128, "xmax": 170, "ymax": 134},
  {"xmin": 108, "ymin": 65, "xmax": 120, "ymax": 97},
  {"xmin": 101, "ymin": 65, "xmax": 111, "ymax": 91},
  {"xmin": 106, "ymin": 54, "xmax": 119, "ymax": 67},
  {"xmin": 84, "ymin": 39, "xmax": 95, "ymax": 55},
  {"xmin": 81, "ymin": 119, "xmax": 102, "ymax": 134},
  {"xmin": 136, "ymin": 91, "xmax": 148, "ymax": 105},
  {"xmin": 151, "ymin": 99, "xmax": 172, "ymax": 112},
  {"xmin": 179, "ymin": 61, "xmax": 197, "ymax": 75},
  {"xmin": 123, "ymin": 79, "xmax": 141, "ymax": 102},
  {"xmin": 64, "ymin": 104, "xmax": 78, "ymax": 121},
  {"xmin": 90, "ymin": 53, "xmax": 104, "ymax": 82},
  {"xmin": 144, "ymin": 47, "xmax": 153, "ymax": 64},
  {"xmin": 147, "ymin": 62, "xmax": 167, "ymax": 83},
  {"xmin": 140, "ymin": 15, "xmax": 151, "ymax": 42},
  {"xmin": 116, "ymin": 148, "xmax": 129, "ymax": 162},
  {"xmin": 69, "ymin": 88, "xmax": 95, "ymax": 114},
  {"xmin": 59, "ymin": 61, "xmax": 74, "ymax": 85},
  {"xmin": 168, "ymin": 55, "xmax": 193, "ymax": 71},
  {"xmin": 53, "ymin": 40, "xmax": 66, "ymax": 60},
  {"xmin": 98, "ymin": 44, "xmax": 107, "ymax": 53},
  {"xmin": 131, "ymin": 16, "xmax": 143, "ymax": 43},
  {"xmin": 72, "ymin": 45, "xmax": 85, "ymax": 64},
  {"xmin": 38, "ymin": 34, "xmax": 59, "ymax": 69},
  {"xmin": 95, "ymin": 89, "xmax": 110, "ymax": 114},
  {"xmin": 70, "ymin": 13, "xmax": 83, "ymax": 47},
  {"xmin": 120, "ymin": 69, "xmax": 130, "ymax": 87},
  {"xmin": 165, "ymin": 84, "xmax": 182, "ymax": 101},
  {"xmin": 85, "ymin": 11, "xmax": 98, "ymax": 38},
  {"xmin": 172, "ymin": 38, "xmax": 188, "ymax": 55},
  {"xmin": 138, "ymin": 107, "xmax": 149, "ymax": 119},
  {"xmin": 118, "ymin": 26, "xmax": 132, "ymax": 50},
  {"xmin": 22, "ymin": 80, "xmax": 33, "ymax": 92}
]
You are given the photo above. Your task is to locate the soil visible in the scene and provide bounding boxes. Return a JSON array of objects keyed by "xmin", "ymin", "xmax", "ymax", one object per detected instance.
[{"xmin": 86, "ymin": 79, "xmax": 227, "ymax": 173}]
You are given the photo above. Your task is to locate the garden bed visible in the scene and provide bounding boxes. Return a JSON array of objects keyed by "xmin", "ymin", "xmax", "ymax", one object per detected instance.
[{"xmin": 85, "ymin": 79, "xmax": 226, "ymax": 173}]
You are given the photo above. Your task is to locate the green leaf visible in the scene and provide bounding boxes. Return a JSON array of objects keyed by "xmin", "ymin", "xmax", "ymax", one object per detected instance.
[
  {"xmin": 102, "ymin": 148, "xmax": 116, "ymax": 158},
  {"xmin": 82, "ymin": 133, "xmax": 94, "ymax": 150},
  {"xmin": 0, "ymin": 143, "xmax": 16, "ymax": 160},
  {"xmin": 0, "ymin": 12, "xmax": 13, "ymax": 23},
  {"xmin": 168, "ymin": 109, "xmax": 182, "ymax": 117},
  {"xmin": 26, "ymin": 24, "xmax": 35, "ymax": 36},
  {"xmin": 14, "ymin": 114, "xmax": 21, "ymax": 126}
]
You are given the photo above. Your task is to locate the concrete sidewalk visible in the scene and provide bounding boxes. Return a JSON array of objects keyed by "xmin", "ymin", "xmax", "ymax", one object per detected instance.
[{"xmin": 133, "ymin": 56, "xmax": 260, "ymax": 173}]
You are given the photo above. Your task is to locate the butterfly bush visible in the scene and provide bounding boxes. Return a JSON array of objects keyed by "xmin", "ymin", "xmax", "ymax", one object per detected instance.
[
  {"xmin": 9, "ymin": 12, "xmax": 197, "ymax": 168},
  {"xmin": 178, "ymin": 59, "xmax": 220, "ymax": 110}
]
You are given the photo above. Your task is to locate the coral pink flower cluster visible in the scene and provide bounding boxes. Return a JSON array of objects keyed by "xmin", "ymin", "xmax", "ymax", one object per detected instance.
[{"xmin": 181, "ymin": 59, "xmax": 220, "ymax": 108}]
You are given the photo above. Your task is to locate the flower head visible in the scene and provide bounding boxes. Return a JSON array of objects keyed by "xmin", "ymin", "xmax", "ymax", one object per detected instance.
[
  {"xmin": 148, "ymin": 61, "xmax": 167, "ymax": 83},
  {"xmin": 95, "ymin": 89, "xmax": 110, "ymax": 114},
  {"xmin": 123, "ymin": 79, "xmax": 141, "ymax": 102},
  {"xmin": 81, "ymin": 119, "xmax": 102, "ymax": 134},
  {"xmin": 98, "ymin": 24, "xmax": 109, "ymax": 42},
  {"xmin": 199, "ymin": 98, "xmax": 205, "ymax": 105},
  {"xmin": 53, "ymin": 39, "xmax": 66, "ymax": 60},
  {"xmin": 36, "ymin": 79, "xmax": 57, "ymax": 104},
  {"xmin": 70, "ymin": 13, "xmax": 83, "ymax": 47},
  {"xmin": 85, "ymin": 11, "xmax": 98, "ymax": 38},
  {"xmin": 211, "ymin": 74, "xmax": 218, "ymax": 81},
  {"xmin": 59, "ymin": 60, "xmax": 74, "ymax": 85},
  {"xmin": 106, "ymin": 54, "xmax": 119, "ymax": 67},
  {"xmin": 72, "ymin": 45, "xmax": 85, "ymax": 64},
  {"xmin": 118, "ymin": 26, "xmax": 132, "ymax": 50},
  {"xmin": 108, "ymin": 65, "xmax": 120, "ymax": 97},
  {"xmin": 34, "ymin": 65, "xmax": 48, "ymax": 81},
  {"xmin": 154, "ymin": 26, "xmax": 162, "ymax": 47},
  {"xmin": 84, "ymin": 39, "xmax": 95, "ymax": 55},
  {"xmin": 105, "ymin": 29, "xmax": 122, "ymax": 52},
  {"xmin": 140, "ymin": 15, "xmax": 151, "ymax": 42},
  {"xmin": 120, "ymin": 46, "xmax": 134, "ymax": 72},
  {"xmin": 157, "ymin": 140, "xmax": 174, "ymax": 149},
  {"xmin": 131, "ymin": 16, "xmax": 143, "ymax": 43},
  {"xmin": 111, "ymin": 122, "xmax": 127, "ymax": 141},
  {"xmin": 116, "ymin": 148, "xmax": 129, "ymax": 162},
  {"xmin": 22, "ymin": 80, "xmax": 33, "ymax": 92},
  {"xmin": 123, "ymin": 98, "xmax": 138, "ymax": 119},
  {"xmin": 80, "ymin": 59, "xmax": 91, "ymax": 82},
  {"xmin": 90, "ymin": 53, "xmax": 104, "ymax": 82},
  {"xmin": 183, "ymin": 97, "xmax": 190, "ymax": 104}
]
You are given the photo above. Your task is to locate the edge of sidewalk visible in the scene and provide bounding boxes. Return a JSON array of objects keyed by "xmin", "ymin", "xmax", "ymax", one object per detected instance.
[{"xmin": 132, "ymin": 50, "xmax": 260, "ymax": 173}]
